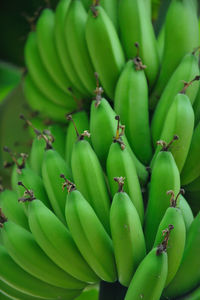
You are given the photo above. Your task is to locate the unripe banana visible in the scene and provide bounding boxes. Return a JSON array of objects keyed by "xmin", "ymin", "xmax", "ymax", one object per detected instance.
[
  {"xmin": 29, "ymin": 137, "xmax": 46, "ymax": 176},
  {"xmin": 54, "ymin": 0, "xmax": 89, "ymax": 97},
  {"xmin": 1, "ymin": 220, "xmax": 86, "ymax": 290},
  {"xmin": 157, "ymin": 24, "xmax": 165, "ymax": 62},
  {"xmin": 178, "ymin": 285, "xmax": 200, "ymax": 300},
  {"xmin": 178, "ymin": 195, "xmax": 194, "ymax": 232},
  {"xmin": 114, "ymin": 55, "xmax": 152, "ymax": 165},
  {"xmin": 144, "ymin": 144, "xmax": 180, "ymax": 251},
  {"xmin": 69, "ymin": 115, "xmax": 110, "ymax": 233},
  {"xmin": 23, "ymin": 75, "xmax": 69, "ymax": 122},
  {"xmin": 151, "ymin": 53, "xmax": 199, "ymax": 144},
  {"xmin": 89, "ymin": 94, "xmax": 148, "ymax": 184},
  {"xmin": 65, "ymin": 186, "xmax": 117, "ymax": 282},
  {"xmin": 0, "ymin": 190, "xmax": 29, "ymax": 230},
  {"xmin": 153, "ymin": 190, "xmax": 186, "ymax": 287},
  {"xmin": 164, "ymin": 212, "xmax": 200, "ymax": 298},
  {"xmin": 65, "ymin": 0, "xmax": 96, "ymax": 95},
  {"xmin": 85, "ymin": 4, "xmax": 125, "ymax": 99},
  {"xmin": 124, "ymin": 237, "xmax": 169, "ymax": 300},
  {"xmin": 150, "ymin": 0, "xmax": 199, "ymax": 106},
  {"xmin": 65, "ymin": 111, "xmax": 89, "ymax": 169},
  {"xmin": 24, "ymin": 33, "xmax": 76, "ymax": 110},
  {"xmin": 48, "ymin": 124, "xmax": 66, "ymax": 159},
  {"xmin": 118, "ymin": 0, "xmax": 159, "ymax": 87},
  {"xmin": 106, "ymin": 117, "xmax": 144, "ymax": 222},
  {"xmin": 0, "ymin": 245, "xmax": 82, "ymax": 299},
  {"xmin": 0, "ymin": 279, "xmax": 50, "ymax": 300},
  {"xmin": 36, "ymin": 9, "xmax": 72, "ymax": 94},
  {"xmin": 110, "ymin": 177, "xmax": 146, "ymax": 287},
  {"xmin": 181, "ymin": 121, "xmax": 200, "ymax": 185},
  {"xmin": 99, "ymin": 0, "xmax": 119, "ymax": 31},
  {"xmin": 81, "ymin": 0, "xmax": 91, "ymax": 11},
  {"xmin": 42, "ymin": 146, "xmax": 72, "ymax": 224},
  {"xmin": 184, "ymin": 175, "xmax": 200, "ymax": 192},
  {"xmin": 152, "ymin": 92, "xmax": 195, "ymax": 172},
  {"xmin": 27, "ymin": 198, "xmax": 99, "ymax": 283}
]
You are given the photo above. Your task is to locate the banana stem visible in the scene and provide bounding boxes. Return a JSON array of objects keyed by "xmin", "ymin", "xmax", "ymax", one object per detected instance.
[{"xmin": 99, "ymin": 281, "xmax": 127, "ymax": 300}]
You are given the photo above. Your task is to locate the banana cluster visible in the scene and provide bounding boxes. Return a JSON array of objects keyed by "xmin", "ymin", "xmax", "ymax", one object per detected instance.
[{"xmin": 1, "ymin": 0, "xmax": 200, "ymax": 299}]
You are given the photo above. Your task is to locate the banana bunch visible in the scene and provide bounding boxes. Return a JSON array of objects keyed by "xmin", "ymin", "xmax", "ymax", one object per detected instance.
[{"xmin": 1, "ymin": 0, "xmax": 200, "ymax": 299}]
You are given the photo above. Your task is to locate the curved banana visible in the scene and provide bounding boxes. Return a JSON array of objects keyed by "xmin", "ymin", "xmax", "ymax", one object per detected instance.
[
  {"xmin": 65, "ymin": 110, "xmax": 89, "ymax": 169},
  {"xmin": 144, "ymin": 142, "xmax": 180, "ymax": 251},
  {"xmin": 110, "ymin": 177, "xmax": 146, "ymax": 287},
  {"xmin": 27, "ymin": 198, "xmax": 99, "ymax": 283},
  {"xmin": 153, "ymin": 190, "xmax": 186, "ymax": 287},
  {"xmin": 114, "ymin": 56, "xmax": 152, "ymax": 165},
  {"xmin": 150, "ymin": 0, "xmax": 199, "ymax": 107},
  {"xmin": 23, "ymin": 75, "xmax": 69, "ymax": 122},
  {"xmin": 48, "ymin": 124, "xmax": 66, "ymax": 159},
  {"xmin": 164, "ymin": 212, "xmax": 200, "ymax": 298},
  {"xmin": 0, "ymin": 279, "xmax": 50, "ymax": 300},
  {"xmin": 181, "ymin": 121, "xmax": 200, "ymax": 185},
  {"xmin": 0, "ymin": 190, "xmax": 29, "ymax": 230},
  {"xmin": 29, "ymin": 137, "xmax": 46, "ymax": 176},
  {"xmin": 178, "ymin": 195, "xmax": 194, "ymax": 232},
  {"xmin": 89, "ymin": 94, "xmax": 148, "ymax": 184},
  {"xmin": 42, "ymin": 147, "xmax": 72, "ymax": 224},
  {"xmin": 69, "ymin": 115, "xmax": 110, "ymax": 233},
  {"xmin": 65, "ymin": 185, "xmax": 117, "ymax": 282},
  {"xmin": 152, "ymin": 92, "xmax": 195, "ymax": 172},
  {"xmin": 0, "ymin": 245, "xmax": 82, "ymax": 299},
  {"xmin": 118, "ymin": 0, "xmax": 159, "ymax": 87},
  {"xmin": 54, "ymin": 0, "xmax": 89, "ymax": 97},
  {"xmin": 24, "ymin": 32, "xmax": 77, "ymax": 109},
  {"xmin": 65, "ymin": 0, "xmax": 96, "ymax": 95},
  {"xmin": 106, "ymin": 117, "xmax": 144, "ymax": 222},
  {"xmin": 36, "ymin": 9, "xmax": 72, "ymax": 94},
  {"xmin": 85, "ymin": 4, "xmax": 125, "ymax": 100},
  {"xmin": 124, "ymin": 238, "xmax": 169, "ymax": 300},
  {"xmin": 99, "ymin": 0, "xmax": 118, "ymax": 31},
  {"xmin": 1, "ymin": 220, "xmax": 86, "ymax": 290},
  {"xmin": 151, "ymin": 52, "xmax": 199, "ymax": 145}
]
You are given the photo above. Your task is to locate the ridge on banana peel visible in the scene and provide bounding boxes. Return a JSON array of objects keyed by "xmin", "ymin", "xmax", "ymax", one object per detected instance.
[{"xmin": 1, "ymin": 0, "xmax": 200, "ymax": 299}]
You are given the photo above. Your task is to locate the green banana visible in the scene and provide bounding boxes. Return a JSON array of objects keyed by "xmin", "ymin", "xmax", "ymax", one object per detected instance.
[
  {"xmin": 0, "ymin": 190, "xmax": 29, "ymax": 230},
  {"xmin": 150, "ymin": 0, "xmax": 199, "ymax": 107},
  {"xmin": 48, "ymin": 124, "xmax": 66, "ymax": 159},
  {"xmin": 86, "ymin": 4, "xmax": 125, "ymax": 99},
  {"xmin": 54, "ymin": 0, "xmax": 89, "ymax": 97},
  {"xmin": 89, "ymin": 93, "xmax": 148, "ymax": 184},
  {"xmin": 178, "ymin": 195, "xmax": 194, "ymax": 232},
  {"xmin": 178, "ymin": 285, "xmax": 200, "ymax": 300},
  {"xmin": 29, "ymin": 137, "xmax": 45, "ymax": 176},
  {"xmin": 65, "ymin": 0, "xmax": 96, "ymax": 95},
  {"xmin": 27, "ymin": 197, "xmax": 99, "ymax": 283},
  {"xmin": 0, "ymin": 279, "xmax": 51, "ymax": 300},
  {"xmin": 69, "ymin": 115, "xmax": 111, "ymax": 233},
  {"xmin": 118, "ymin": 0, "xmax": 159, "ymax": 87},
  {"xmin": 81, "ymin": 0, "xmax": 91, "ymax": 11},
  {"xmin": 0, "ymin": 245, "xmax": 82, "ymax": 299},
  {"xmin": 124, "ymin": 234, "xmax": 170, "ymax": 300},
  {"xmin": 153, "ymin": 190, "xmax": 186, "ymax": 287},
  {"xmin": 23, "ymin": 75, "xmax": 68, "ymax": 122},
  {"xmin": 42, "ymin": 144, "xmax": 72, "ymax": 224},
  {"xmin": 157, "ymin": 24, "xmax": 165, "ymax": 62},
  {"xmin": 164, "ymin": 212, "xmax": 200, "ymax": 298},
  {"xmin": 110, "ymin": 177, "xmax": 146, "ymax": 287},
  {"xmin": 99, "ymin": 0, "xmax": 118, "ymax": 31},
  {"xmin": 181, "ymin": 121, "xmax": 200, "ymax": 185},
  {"xmin": 106, "ymin": 117, "xmax": 144, "ymax": 222},
  {"xmin": 114, "ymin": 54, "xmax": 152, "ymax": 165},
  {"xmin": 1, "ymin": 220, "xmax": 86, "ymax": 290},
  {"xmin": 36, "ymin": 9, "xmax": 72, "ymax": 94},
  {"xmin": 152, "ymin": 91, "xmax": 195, "ymax": 172},
  {"xmin": 151, "ymin": 53, "xmax": 199, "ymax": 145},
  {"xmin": 144, "ymin": 141, "xmax": 180, "ymax": 252},
  {"xmin": 24, "ymin": 32, "xmax": 76, "ymax": 109},
  {"xmin": 65, "ymin": 183, "xmax": 117, "ymax": 282},
  {"xmin": 65, "ymin": 110, "xmax": 89, "ymax": 169}
]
